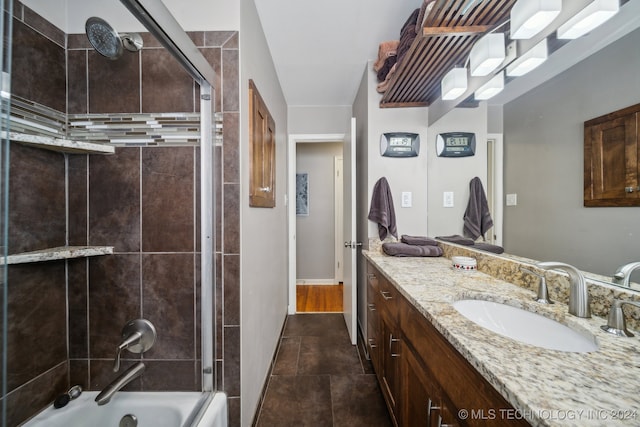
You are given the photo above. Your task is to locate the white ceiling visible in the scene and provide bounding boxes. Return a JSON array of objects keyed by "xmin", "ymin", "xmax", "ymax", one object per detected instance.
[{"xmin": 254, "ymin": 0, "xmax": 421, "ymax": 106}]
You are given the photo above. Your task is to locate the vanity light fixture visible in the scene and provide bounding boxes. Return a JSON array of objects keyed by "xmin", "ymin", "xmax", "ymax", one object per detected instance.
[
  {"xmin": 506, "ymin": 39, "xmax": 548, "ymax": 76},
  {"xmin": 441, "ymin": 67, "xmax": 468, "ymax": 100},
  {"xmin": 510, "ymin": 0, "xmax": 562, "ymax": 39},
  {"xmin": 474, "ymin": 71, "xmax": 504, "ymax": 100},
  {"xmin": 557, "ymin": 0, "xmax": 619, "ymax": 39},
  {"xmin": 470, "ymin": 33, "xmax": 505, "ymax": 76}
]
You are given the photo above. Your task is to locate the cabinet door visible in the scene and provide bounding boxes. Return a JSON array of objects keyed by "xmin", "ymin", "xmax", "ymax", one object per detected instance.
[
  {"xmin": 585, "ymin": 110, "xmax": 639, "ymax": 206},
  {"xmin": 366, "ymin": 279, "xmax": 380, "ymax": 374},
  {"xmin": 381, "ymin": 317, "xmax": 402, "ymax": 424}
]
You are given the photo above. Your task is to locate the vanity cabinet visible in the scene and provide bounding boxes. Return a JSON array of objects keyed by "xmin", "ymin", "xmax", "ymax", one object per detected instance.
[
  {"xmin": 584, "ymin": 103, "xmax": 640, "ymax": 207},
  {"xmin": 367, "ymin": 264, "xmax": 402, "ymax": 425},
  {"xmin": 366, "ymin": 260, "xmax": 529, "ymax": 426}
]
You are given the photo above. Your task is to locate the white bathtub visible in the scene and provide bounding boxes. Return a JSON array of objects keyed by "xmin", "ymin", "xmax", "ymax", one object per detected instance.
[{"xmin": 22, "ymin": 391, "xmax": 228, "ymax": 427}]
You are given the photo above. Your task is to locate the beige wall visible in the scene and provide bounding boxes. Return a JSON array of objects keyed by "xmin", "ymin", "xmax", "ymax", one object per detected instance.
[
  {"xmin": 239, "ymin": 0, "xmax": 289, "ymax": 425},
  {"xmin": 296, "ymin": 143, "xmax": 343, "ymax": 282}
]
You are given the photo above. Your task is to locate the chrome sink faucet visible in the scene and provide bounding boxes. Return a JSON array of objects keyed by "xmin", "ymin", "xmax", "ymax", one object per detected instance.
[
  {"xmin": 536, "ymin": 262, "xmax": 591, "ymax": 318},
  {"xmin": 612, "ymin": 261, "xmax": 640, "ymax": 288},
  {"xmin": 95, "ymin": 319, "xmax": 156, "ymax": 405}
]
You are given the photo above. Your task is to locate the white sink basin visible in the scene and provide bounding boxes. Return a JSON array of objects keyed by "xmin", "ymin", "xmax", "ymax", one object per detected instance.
[{"xmin": 453, "ymin": 299, "xmax": 598, "ymax": 353}]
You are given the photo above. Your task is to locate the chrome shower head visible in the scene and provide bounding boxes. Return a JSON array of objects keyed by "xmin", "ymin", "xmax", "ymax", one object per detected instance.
[{"xmin": 85, "ymin": 17, "xmax": 143, "ymax": 60}]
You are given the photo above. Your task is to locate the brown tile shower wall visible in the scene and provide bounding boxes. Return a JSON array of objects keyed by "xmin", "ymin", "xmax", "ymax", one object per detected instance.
[{"xmin": 6, "ymin": 3, "xmax": 241, "ymax": 425}]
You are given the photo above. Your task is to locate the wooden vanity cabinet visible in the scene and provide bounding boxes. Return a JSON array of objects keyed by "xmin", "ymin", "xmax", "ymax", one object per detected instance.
[
  {"xmin": 584, "ymin": 103, "xmax": 640, "ymax": 206},
  {"xmin": 365, "ymin": 260, "xmax": 529, "ymax": 427},
  {"xmin": 367, "ymin": 264, "xmax": 402, "ymax": 426}
]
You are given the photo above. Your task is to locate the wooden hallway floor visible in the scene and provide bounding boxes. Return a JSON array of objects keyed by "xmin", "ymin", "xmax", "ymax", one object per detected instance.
[{"xmin": 296, "ymin": 284, "xmax": 343, "ymax": 313}]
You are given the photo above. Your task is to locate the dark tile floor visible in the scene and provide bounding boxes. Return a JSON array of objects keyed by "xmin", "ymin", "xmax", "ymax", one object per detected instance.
[{"xmin": 254, "ymin": 313, "xmax": 392, "ymax": 427}]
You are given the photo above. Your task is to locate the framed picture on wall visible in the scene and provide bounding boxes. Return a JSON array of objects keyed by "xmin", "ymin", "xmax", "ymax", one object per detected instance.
[{"xmin": 296, "ymin": 173, "xmax": 309, "ymax": 216}]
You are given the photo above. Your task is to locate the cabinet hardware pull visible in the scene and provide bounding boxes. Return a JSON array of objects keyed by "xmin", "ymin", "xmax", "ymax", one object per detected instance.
[
  {"xmin": 389, "ymin": 334, "xmax": 401, "ymax": 357},
  {"xmin": 438, "ymin": 415, "xmax": 455, "ymax": 427},
  {"xmin": 368, "ymin": 303, "xmax": 376, "ymax": 311},
  {"xmin": 625, "ymin": 186, "xmax": 635, "ymax": 193},
  {"xmin": 427, "ymin": 398, "xmax": 441, "ymax": 425},
  {"xmin": 367, "ymin": 273, "xmax": 377, "ymax": 279},
  {"xmin": 368, "ymin": 338, "xmax": 377, "ymax": 349},
  {"xmin": 380, "ymin": 290, "xmax": 393, "ymax": 300}
]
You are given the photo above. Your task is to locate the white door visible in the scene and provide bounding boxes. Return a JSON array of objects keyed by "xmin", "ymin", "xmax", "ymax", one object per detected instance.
[{"xmin": 342, "ymin": 118, "xmax": 357, "ymax": 345}]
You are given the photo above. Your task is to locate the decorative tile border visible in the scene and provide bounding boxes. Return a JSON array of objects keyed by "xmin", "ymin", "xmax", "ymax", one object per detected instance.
[{"xmin": 9, "ymin": 95, "xmax": 223, "ymax": 147}]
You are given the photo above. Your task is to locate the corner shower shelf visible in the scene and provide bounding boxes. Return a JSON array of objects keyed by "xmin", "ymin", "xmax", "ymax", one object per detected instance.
[
  {"xmin": 1, "ymin": 245, "xmax": 114, "ymax": 265},
  {"xmin": 3, "ymin": 131, "xmax": 115, "ymax": 155}
]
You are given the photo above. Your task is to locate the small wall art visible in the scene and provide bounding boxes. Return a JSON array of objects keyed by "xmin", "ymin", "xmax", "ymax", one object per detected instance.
[{"xmin": 296, "ymin": 173, "xmax": 309, "ymax": 216}]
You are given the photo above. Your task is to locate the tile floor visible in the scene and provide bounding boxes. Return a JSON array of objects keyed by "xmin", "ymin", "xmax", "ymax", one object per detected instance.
[{"xmin": 254, "ymin": 313, "xmax": 392, "ymax": 426}]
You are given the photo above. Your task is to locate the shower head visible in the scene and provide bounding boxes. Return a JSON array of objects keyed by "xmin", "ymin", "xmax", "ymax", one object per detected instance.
[{"xmin": 85, "ymin": 17, "xmax": 143, "ymax": 60}]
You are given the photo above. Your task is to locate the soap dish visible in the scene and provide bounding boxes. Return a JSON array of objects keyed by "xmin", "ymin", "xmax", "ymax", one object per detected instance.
[{"xmin": 452, "ymin": 256, "xmax": 477, "ymax": 270}]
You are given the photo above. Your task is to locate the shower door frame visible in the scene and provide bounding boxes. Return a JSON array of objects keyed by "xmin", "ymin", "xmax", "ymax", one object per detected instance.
[{"xmin": 119, "ymin": 0, "xmax": 217, "ymax": 392}]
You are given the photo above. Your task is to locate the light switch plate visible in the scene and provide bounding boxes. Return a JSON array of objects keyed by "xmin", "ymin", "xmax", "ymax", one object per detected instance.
[
  {"xmin": 443, "ymin": 191, "xmax": 454, "ymax": 208},
  {"xmin": 506, "ymin": 193, "xmax": 517, "ymax": 206},
  {"xmin": 401, "ymin": 191, "xmax": 412, "ymax": 208}
]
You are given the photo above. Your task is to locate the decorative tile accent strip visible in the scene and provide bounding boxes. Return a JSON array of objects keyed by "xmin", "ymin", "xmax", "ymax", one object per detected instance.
[
  {"xmin": 9, "ymin": 95, "xmax": 222, "ymax": 147},
  {"xmin": 68, "ymin": 113, "xmax": 201, "ymax": 146},
  {"xmin": 10, "ymin": 96, "xmax": 66, "ymax": 137}
]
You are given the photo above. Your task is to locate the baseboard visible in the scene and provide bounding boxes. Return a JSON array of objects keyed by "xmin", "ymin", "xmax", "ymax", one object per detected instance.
[{"xmin": 296, "ymin": 279, "xmax": 339, "ymax": 285}]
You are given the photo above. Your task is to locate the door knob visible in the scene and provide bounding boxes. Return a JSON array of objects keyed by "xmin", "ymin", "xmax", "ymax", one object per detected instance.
[{"xmin": 344, "ymin": 241, "xmax": 362, "ymax": 248}]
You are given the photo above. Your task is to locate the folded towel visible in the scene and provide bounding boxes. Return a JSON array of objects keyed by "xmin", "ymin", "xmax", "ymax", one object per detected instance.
[
  {"xmin": 373, "ymin": 40, "xmax": 399, "ymax": 72},
  {"xmin": 383, "ymin": 242, "xmax": 443, "ymax": 257},
  {"xmin": 376, "ymin": 64, "xmax": 397, "ymax": 93},
  {"xmin": 463, "ymin": 177, "xmax": 494, "ymax": 240},
  {"xmin": 472, "ymin": 242, "xmax": 505, "ymax": 254},
  {"xmin": 377, "ymin": 55, "xmax": 397, "ymax": 82},
  {"xmin": 401, "ymin": 235, "xmax": 438, "ymax": 246},
  {"xmin": 368, "ymin": 177, "xmax": 397, "ymax": 240},
  {"xmin": 436, "ymin": 235, "xmax": 475, "ymax": 246},
  {"xmin": 416, "ymin": 1, "xmax": 436, "ymax": 31}
]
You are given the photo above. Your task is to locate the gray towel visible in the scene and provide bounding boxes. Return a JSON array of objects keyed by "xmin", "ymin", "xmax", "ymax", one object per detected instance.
[
  {"xmin": 382, "ymin": 242, "xmax": 443, "ymax": 257},
  {"xmin": 436, "ymin": 235, "xmax": 475, "ymax": 245},
  {"xmin": 401, "ymin": 235, "xmax": 438, "ymax": 246},
  {"xmin": 463, "ymin": 177, "xmax": 493, "ymax": 240},
  {"xmin": 368, "ymin": 177, "xmax": 397, "ymax": 240},
  {"xmin": 472, "ymin": 242, "xmax": 504, "ymax": 254}
]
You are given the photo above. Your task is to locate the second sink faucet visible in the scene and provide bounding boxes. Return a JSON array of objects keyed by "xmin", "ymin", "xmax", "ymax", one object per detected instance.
[
  {"xmin": 612, "ymin": 261, "xmax": 640, "ymax": 288},
  {"xmin": 536, "ymin": 261, "xmax": 591, "ymax": 318}
]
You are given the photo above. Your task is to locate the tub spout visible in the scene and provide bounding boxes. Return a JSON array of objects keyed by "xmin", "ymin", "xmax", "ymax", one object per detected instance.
[{"xmin": 95, "ymin": 362, "xmax": 145, "ymax": 406}]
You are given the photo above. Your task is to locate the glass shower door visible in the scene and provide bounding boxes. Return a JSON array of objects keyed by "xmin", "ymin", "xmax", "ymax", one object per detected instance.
[{"xmin": 0, "ymin": 0, "xmax": 12, "ymax": 426}]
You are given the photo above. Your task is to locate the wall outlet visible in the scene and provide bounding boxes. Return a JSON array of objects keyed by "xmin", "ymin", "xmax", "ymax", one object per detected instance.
[
  {"xmin": 401, "ymin": 191, "xmax": 412, "ymax": 208},
  {"xmin": 443, "ymin": 191, "xmax": 454, "ymax": 208},
  {"xmin": 506, "ymin": 193, "xmax": 518, "ymax": 206}
]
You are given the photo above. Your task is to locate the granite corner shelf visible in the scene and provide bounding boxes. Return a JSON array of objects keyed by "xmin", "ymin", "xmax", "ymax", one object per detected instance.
[
  {"xmin": 3, "ymin": 131, "xmax": 115, "ymax": 155},
  {"xmin": 1, "ymin": 246, "xmax": 114, "ymax": 265}
]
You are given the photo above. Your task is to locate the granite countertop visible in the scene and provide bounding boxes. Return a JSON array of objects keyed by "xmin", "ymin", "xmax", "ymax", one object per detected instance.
[{"xmin": 363, "ymin": 249, "xmax": 640, "ymax": 427}]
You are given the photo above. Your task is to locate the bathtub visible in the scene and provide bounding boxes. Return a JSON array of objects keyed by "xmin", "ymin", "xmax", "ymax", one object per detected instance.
[{"xmin": 22, "ymin": 391, "xmax": 228, "ymax": 427}]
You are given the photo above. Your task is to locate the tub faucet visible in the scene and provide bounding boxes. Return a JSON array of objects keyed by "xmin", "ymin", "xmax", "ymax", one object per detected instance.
[
  {"xmin": 95, "ymin": 362, "xmax": 145, "ymax": 405},
  {"xmin": 536, "ymin": 262, "xmax": 591, "ymax": 318},
  {"xmin": 612, "ymin": 261, "xmax": 640, "ymax": 288}
]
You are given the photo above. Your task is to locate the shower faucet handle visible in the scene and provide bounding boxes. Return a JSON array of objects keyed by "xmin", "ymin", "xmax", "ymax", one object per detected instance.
[{"xmin": 113, "ymin": 319, "xmax": 156, "ymax": 372}]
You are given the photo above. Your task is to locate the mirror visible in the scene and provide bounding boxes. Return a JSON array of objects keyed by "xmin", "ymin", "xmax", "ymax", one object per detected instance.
[{"xmin": 498, "ymin": 3, "xmax": 640, "ymax": 292}]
